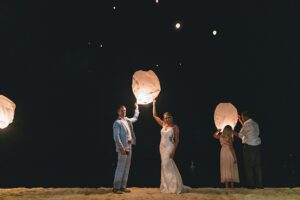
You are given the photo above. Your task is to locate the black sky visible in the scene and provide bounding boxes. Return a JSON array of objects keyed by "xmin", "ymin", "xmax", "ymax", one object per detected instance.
[{"xmin": 0, "ymin": 0, "xmax": 299, "ymax": 188}]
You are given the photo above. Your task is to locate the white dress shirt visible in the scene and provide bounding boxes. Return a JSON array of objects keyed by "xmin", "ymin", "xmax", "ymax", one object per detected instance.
[
  {"xmin": 239, "ymin": 119, "xmax": 261, "ymax": 146},
  {"xmin": 121, "ymin": 118, "xmax": 132, "ymax": 142}
]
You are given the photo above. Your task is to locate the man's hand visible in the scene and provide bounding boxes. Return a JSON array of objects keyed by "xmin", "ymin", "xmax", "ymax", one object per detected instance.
[
  {"xmin": 119, "ymin": 148, "xmax": 126, "ymax": 155},
  {"xmin": 232, "ymin": 130, "xmax": 239, "ymax": 137}
]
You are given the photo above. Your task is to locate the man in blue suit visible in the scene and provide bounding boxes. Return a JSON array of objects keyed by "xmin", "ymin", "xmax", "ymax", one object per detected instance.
[{"xmin": 112, "ymin": 103, "xmax": 139, "ymax": 194}]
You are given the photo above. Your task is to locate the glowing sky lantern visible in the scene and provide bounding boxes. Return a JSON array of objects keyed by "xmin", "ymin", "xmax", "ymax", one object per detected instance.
[
  {"xmin": 214, "ymin": 103, "xmax": 238, "ymax": 131},
  {"xmin": 0, "ymin": 95, "xmax": 16, "ymax": 129},
  {"xmin": 132, "ymin": 70, "xmax": 161, "ymax": 104}
]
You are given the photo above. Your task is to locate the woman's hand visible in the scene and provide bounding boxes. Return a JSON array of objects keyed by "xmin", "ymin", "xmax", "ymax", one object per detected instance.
[
  {"xmin": 152, "ymin": 99, "xmax": 164, "ymax": 126},
  {"xmin": 213, "ymin": 129, "xmax": 221, "ymax": 139},
  {"xmin": 170, "ymin": 149, "xmax": 176, "ymax": 158}
]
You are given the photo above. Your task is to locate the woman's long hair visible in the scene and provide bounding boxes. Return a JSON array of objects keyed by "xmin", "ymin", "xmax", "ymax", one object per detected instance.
[{"xmin": 221, "ymin": 125, "xmax": 233, "ymax": 143}]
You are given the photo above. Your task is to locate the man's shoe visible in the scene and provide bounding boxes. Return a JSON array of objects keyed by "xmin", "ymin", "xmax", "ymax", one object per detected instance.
[
  {"xmin": 120, "ymin": 188, "xmax": 131, "ymax": 193},
  {"xmin": 112, "ymin": 189, "xmax": 123, "ymax": 194}
]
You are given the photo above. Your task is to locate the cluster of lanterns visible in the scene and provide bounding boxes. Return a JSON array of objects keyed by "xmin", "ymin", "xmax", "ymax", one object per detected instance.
[
  {"xmin": 132, "ymin": 69, "xmax": 238, "ymax": 132},
  {"xmin": 0, "ymin": 70, "xmax": 238, "ymax": 133}
]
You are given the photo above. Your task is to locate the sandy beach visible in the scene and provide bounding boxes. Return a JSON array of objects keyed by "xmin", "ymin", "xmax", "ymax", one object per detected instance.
[{"xmin": 0, "ymin": 187, "xmax": 299, "ymax": 200}]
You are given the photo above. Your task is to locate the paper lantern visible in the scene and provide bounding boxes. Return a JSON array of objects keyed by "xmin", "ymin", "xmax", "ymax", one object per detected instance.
[
  {"xmin": 214, "ymin": 103, "xmax": 238, "ymax": 131},
  {"xmin": 132, "ymin": 70, "xmax": 161, "ymax": 104},
  {"xmin": 0, "ymin": 95, "xmax": 16, "ymax": 129}
]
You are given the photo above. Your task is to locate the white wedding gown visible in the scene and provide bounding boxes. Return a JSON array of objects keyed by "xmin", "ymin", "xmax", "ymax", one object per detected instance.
[{"xmin": 160, "ymin": 126, "xmax": 191, "ymax": 194}]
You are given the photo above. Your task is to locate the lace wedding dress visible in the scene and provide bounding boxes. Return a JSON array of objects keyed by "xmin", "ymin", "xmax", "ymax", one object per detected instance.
[{"xmin": 159, "ymin": 126, "xmax": 191, "ymax": 194}]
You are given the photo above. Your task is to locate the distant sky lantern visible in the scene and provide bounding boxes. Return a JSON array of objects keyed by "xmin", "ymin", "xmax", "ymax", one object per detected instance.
[
  {"xmin": 132, "ymin": 70, "xmax": 161, "ymax": 105},
  {"xmin": 175, "ymin": 22, "xmax": 181, "ymax": 29},
  {"xmin": 0, "ymin": 95, "xmax": 16, "ymax": 129},
  {"xmin": 214, "ymin": 103, "xmax": 238, "ymax": 131}
]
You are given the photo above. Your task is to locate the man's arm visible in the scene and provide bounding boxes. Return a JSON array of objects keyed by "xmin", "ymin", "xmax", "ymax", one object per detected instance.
[
  {"xmin": 232, "ymin": 130, "xmax": 241, "ymax": 139},
  {"xmin": 127, "ymin": 102, "xmax": 139, "ymax": 123},
  {"xmin": 238, "ymin": 123, "xmax": 251, "ymax": 138}
]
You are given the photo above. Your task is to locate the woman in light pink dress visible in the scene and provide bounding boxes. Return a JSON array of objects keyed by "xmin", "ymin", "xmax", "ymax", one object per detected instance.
[{"xmin": 213, "ymin": 125, "xmax": 240, "ymax": 188}]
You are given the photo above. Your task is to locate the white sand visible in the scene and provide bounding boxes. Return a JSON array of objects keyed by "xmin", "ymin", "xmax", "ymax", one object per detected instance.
[{"xmin": 0, "ymin": 187, "xmax": 299, "ymax": 200}]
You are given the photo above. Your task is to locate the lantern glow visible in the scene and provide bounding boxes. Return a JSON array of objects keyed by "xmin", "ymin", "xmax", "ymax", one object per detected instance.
[
  {"xmin": 0, "ymin": 95, "xmax": 16, "ymax": 129},
  {"xmin": 132, "ymin": 70, "xmax": 161, "ymax": 105},
  {"xmin": 214, "ymin": 103, "xmax": 238, "ymax": 131}
]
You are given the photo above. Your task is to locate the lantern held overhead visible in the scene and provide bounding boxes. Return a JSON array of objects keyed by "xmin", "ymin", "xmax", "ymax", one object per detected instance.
[
  {"xmin": 0, "ymin": 95, "xmax": 16, "ymax": 129},
  {"xmin": 214, "ymin": 103, "xmax": 238, "ymax": 131},
  {"xmin": 132, "ymin": 70, "xmax": 161, "ymax": 104}
]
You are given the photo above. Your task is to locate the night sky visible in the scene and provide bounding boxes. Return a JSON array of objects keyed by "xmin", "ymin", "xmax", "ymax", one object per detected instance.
[{"xmin": 0, "ymin": 0, "xmax": 299, "ymax": 188}]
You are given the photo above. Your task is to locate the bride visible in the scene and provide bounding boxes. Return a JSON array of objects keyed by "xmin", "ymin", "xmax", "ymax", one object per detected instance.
[{"xmin": 152, "ymin": 99, "xmax": 191, "ymax": 194}]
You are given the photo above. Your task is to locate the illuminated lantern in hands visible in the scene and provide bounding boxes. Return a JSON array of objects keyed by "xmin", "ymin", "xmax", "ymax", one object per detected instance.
[
  {"xmin": 214, "ymin": 103, "xmax": 238, "ymax": 131},
  {"xmin": 0, "ymin": 95, "xmax": 16, "ymax": 129},
  {"xmin": 132, "ymin": 70, "xmax": 161, "ymax": 104}
]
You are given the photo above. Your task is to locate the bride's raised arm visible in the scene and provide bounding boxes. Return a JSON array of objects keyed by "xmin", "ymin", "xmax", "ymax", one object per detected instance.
[{"xmin": 152, "ymin": 99, "xmax": 164, "ymax": 127}]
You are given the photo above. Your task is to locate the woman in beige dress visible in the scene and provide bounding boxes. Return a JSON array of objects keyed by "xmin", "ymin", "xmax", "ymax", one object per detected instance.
[{"xmin": 213, "ymin": 125, "xmax": 240, "ymax": 188}]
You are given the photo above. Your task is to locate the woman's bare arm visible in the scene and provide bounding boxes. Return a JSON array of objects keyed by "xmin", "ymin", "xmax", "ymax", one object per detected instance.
[
  {"xmin": 170, "ymin": 125, "xmax": 180, "ymax": 158},
  {"xmin": 213, "ymin": 129, "xmax": 221, "ymax": 139},
  {"xmin": 152, "ymin": 99, "xmax": 164, "ymax": 127}
]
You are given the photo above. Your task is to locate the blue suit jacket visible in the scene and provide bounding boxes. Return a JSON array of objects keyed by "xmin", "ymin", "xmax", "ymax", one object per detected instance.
[{"xmin": 113, "ymin": 109, "xmax": 139, "ymax": 152}]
